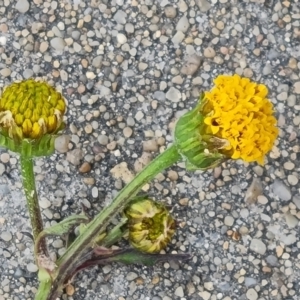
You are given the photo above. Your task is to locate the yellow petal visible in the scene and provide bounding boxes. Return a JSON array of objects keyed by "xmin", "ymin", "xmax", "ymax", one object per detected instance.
[
  {"xmin": 201, "ymin": 74, "xmax": 278, "ymax": 164},
  {"xmin": 22, "ymin": 119, "xmax": 33, "ymax": 137},
  {"xmin": 46, "ymin": 115, "xmax": 57, "ymax": 133},
  {"xmin": 15, "ymin": 113, "xmax": 24, "ymax": 126},
  {"xmin": 30, "ymin": 122, "xmax": 42, "ymax": 139}
]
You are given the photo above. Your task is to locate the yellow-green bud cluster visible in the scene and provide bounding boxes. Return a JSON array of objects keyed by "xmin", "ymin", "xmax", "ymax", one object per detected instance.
[
  {"xmin": 0, "ymin": 79, "xmax": 65, "ymax": 140},
  {"xmin": 124, "ymin": 198, "xmax": 176, "ymax": 254}
]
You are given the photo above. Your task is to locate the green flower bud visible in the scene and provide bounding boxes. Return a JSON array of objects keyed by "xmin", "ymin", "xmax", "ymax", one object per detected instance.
[
  {"xmin": 0, "ymin": 79, "xmax": 66, "ymax": 157},
  {"xmin": 124, "ymin": 198, "xmax": 176, "ymax": 254}
]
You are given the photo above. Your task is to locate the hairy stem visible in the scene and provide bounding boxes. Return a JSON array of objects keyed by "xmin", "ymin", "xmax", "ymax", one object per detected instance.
[
  {"xmin": 35, "ymin": 279, "xmax": 52, "ymax": 300},
  {"xmin": 20, "ymin": 156, "xmax": 48, "ymax": 257},
  {"xmin": 42, "ymin": 144, "xmax": 181, "ymax": 300}
]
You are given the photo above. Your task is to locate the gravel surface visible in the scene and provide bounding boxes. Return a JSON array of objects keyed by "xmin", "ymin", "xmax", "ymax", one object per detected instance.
[{"xmin": 0, "ymin": 0, "xmax": 300, "ymax": 299}]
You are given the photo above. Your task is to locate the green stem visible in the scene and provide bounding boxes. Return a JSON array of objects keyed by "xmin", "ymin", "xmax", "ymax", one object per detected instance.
[
  {"xmin": 20, "ymin": 156, "xmax": 48, "ymax": 256},
  {"xmin": 35, "ymin": 279, "xmax": 52, "ymax": 299},
  {"xmin": 40, "ymin": 144, "xmax": 181, "ymax": 300},
  {"xmin": 100, "ymin": 219, "xmax": 128, "ymax": 247},
  {"xmin": 74, "ymin": 220, "xmax": 128, "ymax": 271},
  {"xmin": 65, "ymin": 221, "xmax": 129, "ymax": 284}
]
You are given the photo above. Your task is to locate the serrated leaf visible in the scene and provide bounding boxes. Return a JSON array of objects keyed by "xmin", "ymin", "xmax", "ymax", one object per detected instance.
[
  {"xmin": 107, "ymin": 249, "xmax": 191, "ymax": 266},
  {"xmin": 41, "ymin": 215, "xmax": 89, "ymax": 237},
  {"xmin": 68, "ymin": 249, "xmax": 192, "ymax": 281},
  {"xmin": 35, "ymin": 215, "xmax": 89, "ymax": 255}
]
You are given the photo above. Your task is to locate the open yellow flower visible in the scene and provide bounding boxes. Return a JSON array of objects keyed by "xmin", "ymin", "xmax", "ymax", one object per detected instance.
[
  {"xmin": 202, "ymin": 74, "xmax": 278, "ymax": 164},
  {"xmin": 0, "ymin": 79, "xmax": 66, "ymax": 157},
  {"xmin": 124, "ymin": 198, "xmax": 176, "ymax": 254},
  {"xmin": 174, "ymin": 74, "xmax": 278, "ymax": 169}
]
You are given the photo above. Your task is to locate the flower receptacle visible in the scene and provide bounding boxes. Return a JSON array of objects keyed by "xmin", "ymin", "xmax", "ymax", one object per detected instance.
[{"xmin": 174, "ymin": 94, "xmax": 226, "ymax": 171}]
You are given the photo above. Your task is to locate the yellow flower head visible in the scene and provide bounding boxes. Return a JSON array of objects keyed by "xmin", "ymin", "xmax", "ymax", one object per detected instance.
[
  {"xmin": 0, "ymin": 79, "xmax": 66, "ymax": 140},
  {"xmin": 124, "ymin": 198, "xmax": 176, "ymax": 254},
  {"xmin": 202, "ymin": 74, "xmax": 278, "ymax": 164}
]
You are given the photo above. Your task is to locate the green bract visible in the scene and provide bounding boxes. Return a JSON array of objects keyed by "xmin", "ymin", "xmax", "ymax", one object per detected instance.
[{"xmin": 174, "ymin": 93, "xmax": 226, "ymax": 171}]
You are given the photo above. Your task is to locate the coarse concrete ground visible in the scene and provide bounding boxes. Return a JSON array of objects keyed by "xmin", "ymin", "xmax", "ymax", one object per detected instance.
[{"xmin": 0, "ymin": 0, "xmax": 299, "ymax": 299}]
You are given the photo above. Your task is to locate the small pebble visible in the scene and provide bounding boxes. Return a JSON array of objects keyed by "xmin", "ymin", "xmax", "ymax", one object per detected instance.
[
  {"xmin": 0, "ymin": 68, "xmax": 11, "ymax": 77},
  {"xmin": 98, "ymin": 135, "xmax": 109, "ymax": 145},
  {"xmin": 143, "ymin": 139, "xmax": 159, "ymax": 152},
  {"xmin": 266, "ymin": 255, "xmax": 279, "ymax": 267},
  {"xmin": 176, "ymin": 15, "xmax": 190, "ymax": 33},
  {"xmin": 165, "ymin": 6, "xmax": 177, "ymax": 18},
  {"xmin": 272, "ymin": 179, "xmax": 292, "ymax": 201},
  {"xmin": 250, "ymin": 239, "xmax": 267, "ymax": 255},
  {"xmin": 123, "ymin": 127, "xmax": 133, "ymax": 138},
  {"xmin": 245, "ymin": 178, "xmax": 263, "ymax": 204},
  {"xmin": 55, "ymin": 135, "xmax": 70, "ymax": 153},
  {"xmin": 91, "ymin": 187, "xmax": 98, "ymax": 198},
  {"xmin": 246, "ymin": 288, "xmax": 258, "ymax": 300},
  {"xmin": 1, "ymin": 231, "xmax": 12, "ymax": 242},
  {"xmin": 114, "ymin": 10, "xmax": 127, "ymax": 24},
  {"xmin": 181, "ymin": 54, "xmax": 201, "ymax": 76},
  {"xmin": 166, "ymin": 87, "xmax": 181, "ymax": 102},
  {"xmin": 175, "ymin": 286, "xmax": 184, "ymax": 297},
  {"xmin": 79, "ymin": 162, "xmax": 92, "ymax": 173},
  {"xmin": 293, "ymin": 81, "xmax": 300, "ymax": 94},
  {"xmin": 126, "ymin": 272, "xmax": 138, "ymax": 281},
  {"xmin": 15, "ymin": 0, "xmax": 30, "ymax": 13},
  {"xmin": 27, "ymin": 263, "xmax": 38, "ymax": 273},
  {"xmin": 50, "ymin": 37, "xmax": 65, "ymax": 51},
  {"xmin": 224, "ymin": 216, "xmax": 234, "ymax": 226},
  {"xmin": 117, "ymin": 33, "xmax": 127, "ymax": 44},
  {"xmin": 204, "ymin": 47, "xmax": 216, "ymax": 58},
  {"xmin": 66, "ymin": 149, "xmax": 84, "ymax": 166},
  {"xmin": 244, "ymin": 277, "xmax": 257, "ymax": 287}
]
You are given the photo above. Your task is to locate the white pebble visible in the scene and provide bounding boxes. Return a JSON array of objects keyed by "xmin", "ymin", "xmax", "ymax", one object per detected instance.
[
  {"xmin": 92, "ymin": 187, "xmax": 98, "ymax": 198},
  {"xmin": 117, "ymin": 33, "xmax": 127, "ymax": 44},
  {"xmin": 50, "ymin": 37, "xmax": 65, "ymax": 51},
  {"xmin": 15, "ymin": 0, "xmax": 30, "ymax": 13},
  {"xmin": 27, "ymin": 262, "xmax": 38, "ymax": 273},
  {"xmin": 246, "ymin": 288, "xmax": 258, "ymax": 300},
  {"xmin": 250, "ymin": 239, "xmax": 266, "ymax": 255},
  {"xmin": 166, "ymin": 87, "xmax": 181, "ymax": 102}
]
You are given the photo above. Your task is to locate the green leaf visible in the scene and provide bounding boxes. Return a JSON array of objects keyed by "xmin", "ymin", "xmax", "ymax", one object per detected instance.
[
  {"xmin": 68, "ymin": 249, "xmax": 191, "ymax": 281},
  {"xmin": 107, "ymin": 249, "xmax": 191, "ymax": 266},
  {"xmin": 35, "ymin": 215, "xmax": 89, "ymax": 255},
  {"xmin": 41, "ymin": 215, "xmax": 89, "ymax": 236}
]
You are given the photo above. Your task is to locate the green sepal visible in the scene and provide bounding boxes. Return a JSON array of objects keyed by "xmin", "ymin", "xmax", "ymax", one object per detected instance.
[
  {"xmin": 0, "ymin": 131, "xmax": 60, "ymax": 158},
  {"xmin": 184, "ymin": 152, "xmax": 225, "ymax": 171},
  {"xmin": 174, "ymin": 94, "xmax": 225, "ymax": 170}
]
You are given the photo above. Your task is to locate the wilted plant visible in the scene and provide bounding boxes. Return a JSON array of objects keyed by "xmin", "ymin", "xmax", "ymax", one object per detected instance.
[{"xmin": 0, "ymin": 75, "xmax": 278, "ymax": 300}]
